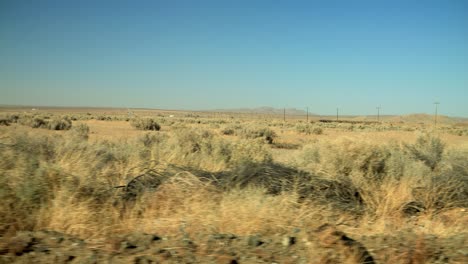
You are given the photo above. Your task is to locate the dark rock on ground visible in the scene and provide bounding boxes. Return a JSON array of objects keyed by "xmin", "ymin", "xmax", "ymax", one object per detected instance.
[{"xmin": 0, "ymin": 228, "xmax": 466, "ymax": 263}]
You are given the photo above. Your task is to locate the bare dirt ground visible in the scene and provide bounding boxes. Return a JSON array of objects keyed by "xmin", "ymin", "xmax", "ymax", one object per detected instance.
[{"xmin": 2, "ymin": 225, "xmax": 467, "ymax": 264}]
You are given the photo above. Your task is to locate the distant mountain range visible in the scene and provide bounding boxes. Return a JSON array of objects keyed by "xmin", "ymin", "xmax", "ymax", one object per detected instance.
[{"xmin": 211, "ymin": 107, "xmax": 312, "ymax": 116}]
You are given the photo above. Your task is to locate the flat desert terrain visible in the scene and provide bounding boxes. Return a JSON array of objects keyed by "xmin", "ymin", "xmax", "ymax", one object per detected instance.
[{"xmin": 1, "ymin": 107, "xmax": 467, "ymax": 263}]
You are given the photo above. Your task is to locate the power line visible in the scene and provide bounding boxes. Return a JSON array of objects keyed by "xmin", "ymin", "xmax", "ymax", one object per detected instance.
[
  {"xmin": 376, "ymin": 106, "xmax": 381, "ymax": 122},
  {"xmin": 283, "ymin": 107, "xmax": 286, "ymax": 122},
  {"xmin": 434, "ymin": 102, "xmax": 440, "ymax": 128}
]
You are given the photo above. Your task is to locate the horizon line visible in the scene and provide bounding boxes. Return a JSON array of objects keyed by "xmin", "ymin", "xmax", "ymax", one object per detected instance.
[{"xmin": 1, "ymin": 103, "xmax": 466, "ymax": 119}]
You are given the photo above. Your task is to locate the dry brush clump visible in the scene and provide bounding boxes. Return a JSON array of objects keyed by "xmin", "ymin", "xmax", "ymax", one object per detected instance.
[
  {"xmin": 19, "ymin": 116, "xmax": 48, "ymax": 128},
  {"xmin": 68, "ymin": 123, "xmax": 90, "ymax": 140},
  {"xmin": 159, "ymin": 128, "xmax": 273, "ymax": 172},
  {"xmin": 8, "ymin": 114, "xmax": 73, "ymax": 130},
  {"xmin": 295, "ymin": 133, "xmax": 468, "ymax": 218},
  {"xmin": 0, "ymin": 127, "xmax": 274, "ymax": 236},
  {"xmin": 295, "ymin": 123, "xmax": 323, "ymax": 135},
  {"xmin": 404, "ymin": 134, "xmax": 445, "ymax": 171},
  {"xmin": 0, "ymin": 114, "xmax": 20, "ymax": 126},
  {"xmin": 238, "ymin": 126, "xmax": 277, "ymax": 144},
  {"xmin": 220, "ymin": 125, "xmax": 242, "ymax": 135},
  {"xmin": 130, "ymin": 118, "xmax": 161, "ymax": 131},
  {"xmin": 0, "ymin": 128, "xmax": 151, "ymax": 234},
  {"xmin": 46, "ymin": 117, "xmax": 72, "ymax": 130}
]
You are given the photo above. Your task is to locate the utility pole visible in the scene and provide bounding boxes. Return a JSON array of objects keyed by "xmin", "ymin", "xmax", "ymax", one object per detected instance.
[
  {"xmin": 283, "ymin": 107, "xmax": 286, "ymax": 122},
  {"xmin": 336, "ymin": 108, "xmax": 339, "ymax": 121},
  {"xmin": 376, "ymin": 106, "xmax": 381, "ymax": 122},
  {"xmin": 434, "ymin": 102, "xmax": 440, "ymax": 128},
  {"xmin": 306, "ymin": 107, "xmax": 309, "ymax": 123}
]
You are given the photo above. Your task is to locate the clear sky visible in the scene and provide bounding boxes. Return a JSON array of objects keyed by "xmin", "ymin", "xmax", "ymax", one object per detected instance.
[{"xmin": 1, "ymin": 0, "xmax": 467, "ymax": 116}]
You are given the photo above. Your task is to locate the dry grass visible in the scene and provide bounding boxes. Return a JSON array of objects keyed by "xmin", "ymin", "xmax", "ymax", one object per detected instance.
[{"xmin": 0, "ymin": 110, "xmax": 467, "ymax": 263}]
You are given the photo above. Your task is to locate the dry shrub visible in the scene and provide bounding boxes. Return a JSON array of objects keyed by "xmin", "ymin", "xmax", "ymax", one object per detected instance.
[
  {"xmin": 219, "ymin": 161, "xmax": 303, "ymax": 194},
  {"xmin": 6, "ymin": 114, "xmax": 20, "ymax": 123},
  {"xmin": 35, "ymin": 191, "xmax": 101, "ymax": 238},
  {"xmin": 130, "ymin": 118, "xmax": 161, "ymax": 131},
  {"xmin": 69, "ymin": 123, "xmax": 90, "ymax": 140},
  {"xmin": 100, "ymin": 185, "xmax": 319, "ymax": 241},
  {"xmin": 238, "ymin": 126, "xmax": 277, "ymax": 144},
  {"xmin": 0, "ymin": 130, "xmax": 135, "ymax": 235},
  {"xmin": 214, "ymin": 188, "xmax": 306, "ymax": 235},
  {"xmin": 47, "ymin": 117, "xmax": 72, "ymax": 130},
  {"xmin": 0, "ymin": 116, "xmax": 11, "ymax": 126},
  {"xmin": 29, "ymin": 117, "xmax": 47, "ymax": 128},
  {"xmin": 139, "ymin": 182, "xmax": 314, "ymax": 237},
  {"xmin": 413, "ymin": 173, "xmax": 468, "ymax": 211},
  {"xmin": 220, "ymin": 126, "xmax": 237, "ymax": 135},
  {"xmin": 404, "ymin": 133, "xmax": 445, "ymax": 171},
  {"xmin": 14, "ymin": 114, "xmax": 72, "ymax": 130},
  {"xmin": 296, "ymin": 124, "xmax": 323, "ymax": 135},
  {"xmin": 161, "ymin": 128, "xmax": 272, "ymax": 172},
  {"xmin": 296, "ymin": 135, "xmax": 468, "ymax": 218},
  {"xmin": 211, "ymin": 159, "xmax": 366, "ymax": 214},
  {"xmin": 0, "ymin": 134, "xmax": 60, "ymax": 233},
  {"xmin": 96, "ymin": 115, "xmax": 112, "ymax": 121},
  {"xmin": 318, "ymin": 139, "xmax": 390, "ymax": 178}
]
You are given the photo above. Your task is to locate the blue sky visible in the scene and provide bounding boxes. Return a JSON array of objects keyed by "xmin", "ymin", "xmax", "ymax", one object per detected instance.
[{"xmin": 1, "ymin": 0, "xmax": 467, "ymax": 116}]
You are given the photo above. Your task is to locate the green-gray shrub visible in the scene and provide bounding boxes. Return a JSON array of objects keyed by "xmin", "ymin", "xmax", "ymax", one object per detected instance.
[
  {"xmin": 312, "ymin": 127, "xmax": 323, "ymax": 135},
  {"xmin": 31, "ymin": 117, "xmax": 48, "ymax": 128},
  {"xmin": 296, "ymin": 124, "xmax": 323, "ymax": 135},
  {"xmin": 131, "ymin": 118, "xmax": 161, "ymax": 131},
  {"xmin": 47, "ymin": 118, "xmax": 72, "ymax": 130},
  {"xmin": 240, "ymin": 127, "xmax": 277, "ymax": 144},
  {"xmin": 0, "ymin": 117, "xmax": 10, "ymax": 126},
  {"xmin": 70, "ymin": 123, "xmax": 90, "ymax": 139},
  {"xmin": 159, "ymin": 128, "xmax": 272, "ymax": 171},
  {"xmin": 295, "ymin": 124, "xmax": 311, "ymax": 134},
  {"xmin": 404, "ymin": 134, "xmax": 445, "ymax": 171},
  {"xmin": 221, "ymin": 127, "xmax": 236, "ymax": 135}
]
